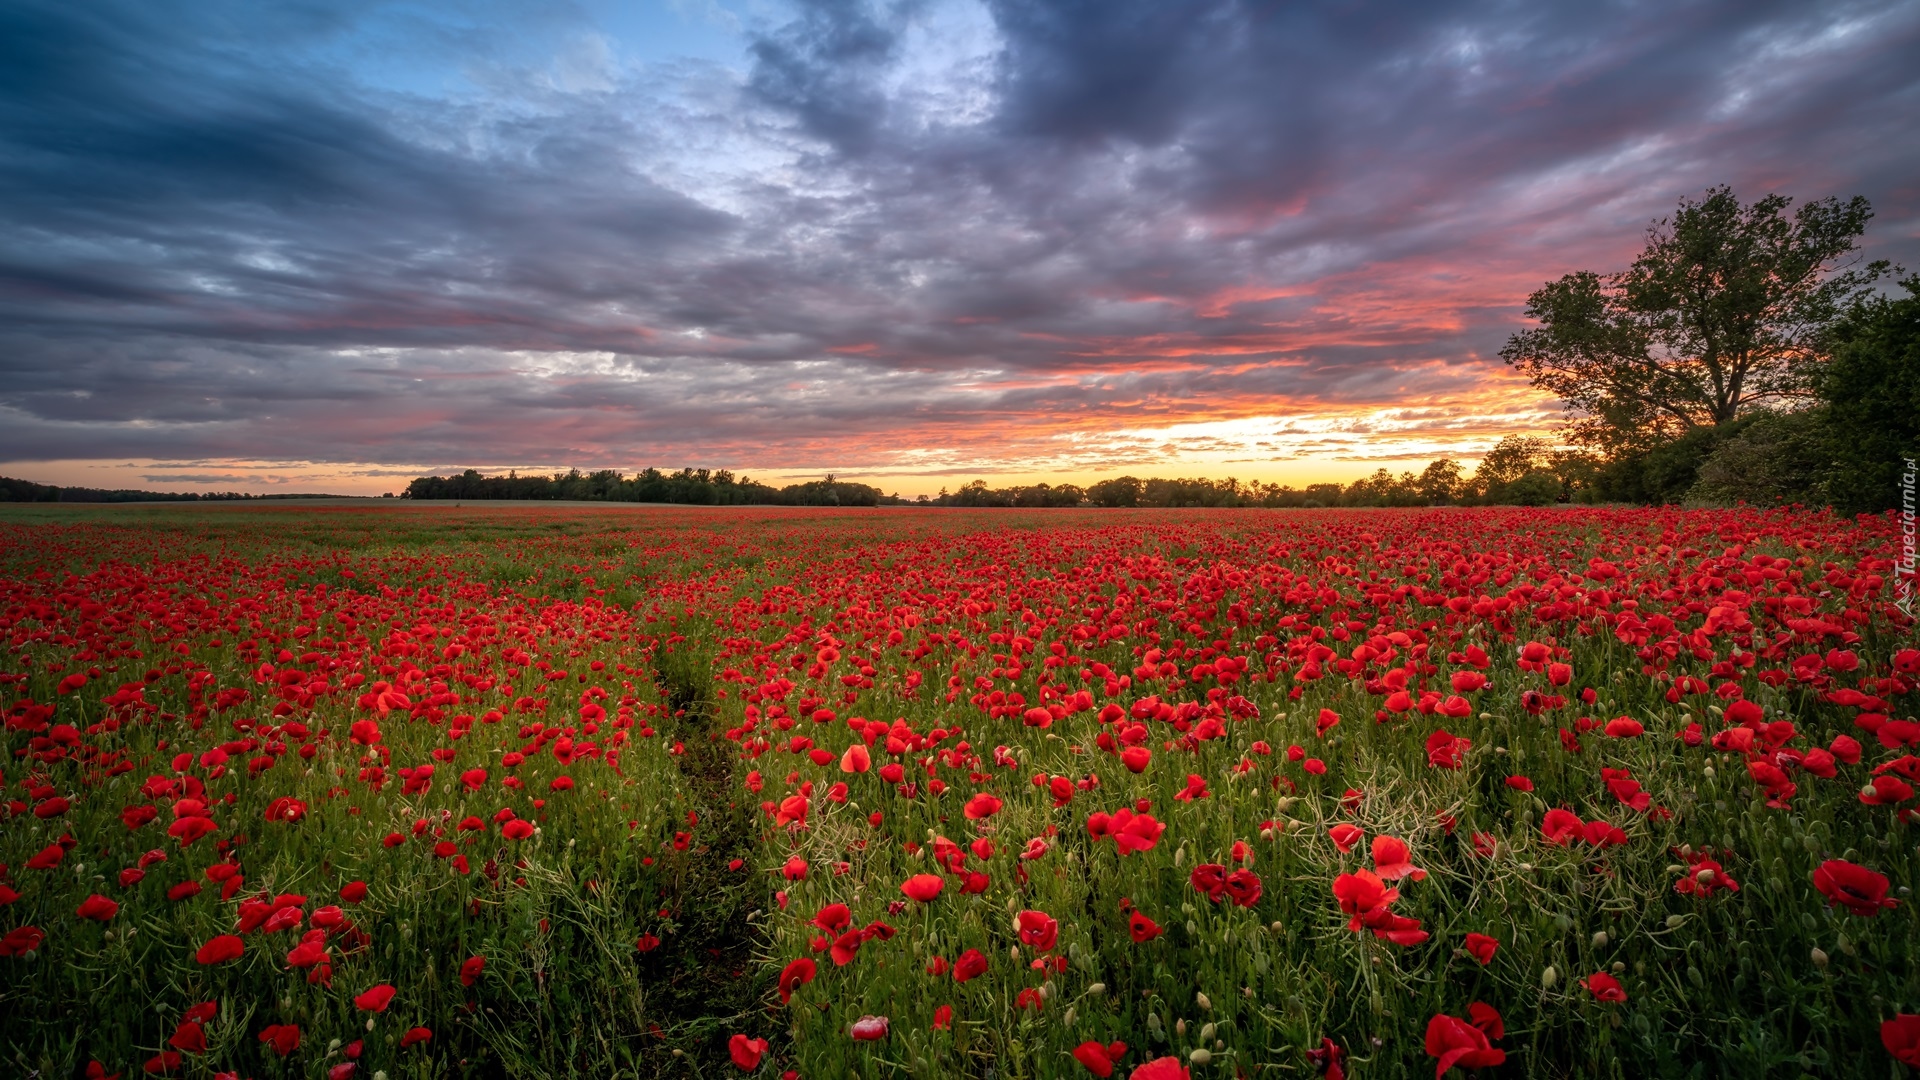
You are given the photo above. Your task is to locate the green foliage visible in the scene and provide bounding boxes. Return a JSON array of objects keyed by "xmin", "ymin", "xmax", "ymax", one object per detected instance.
[
  {"xmin": 1501, "ymin": 470, "xmax": 1563, "ymax": 506},
  {"xmin": 1819, "ymin": 276, "xmax": 1920, "ymax": 515},
  {"xmin": 1687, "ymin": 410, "xmax": 1832, "ymax": 507},
  {"xmin": 1502, "ymin": 186, "xmax": 1889, "ymax": 453}
]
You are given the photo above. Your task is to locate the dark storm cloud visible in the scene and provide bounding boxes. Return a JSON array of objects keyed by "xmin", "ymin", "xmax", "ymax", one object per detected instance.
[{"xmin": 1, "ymin": 0, "xmax": 1916, "ymax": 477}]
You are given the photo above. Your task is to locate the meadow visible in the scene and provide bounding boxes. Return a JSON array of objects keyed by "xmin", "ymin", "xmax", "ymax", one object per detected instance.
[{"xmin": 0, "ymin": 502, "xmax": 1914, "ymax": 1080}]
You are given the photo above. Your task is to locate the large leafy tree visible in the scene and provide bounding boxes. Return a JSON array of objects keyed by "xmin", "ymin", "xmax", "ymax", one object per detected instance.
[{"xmin": 1501, "ymin": 187, "xmax": 1890, "ymax": 453}]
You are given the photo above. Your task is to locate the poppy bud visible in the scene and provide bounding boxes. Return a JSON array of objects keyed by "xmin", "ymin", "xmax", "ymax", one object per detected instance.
[
  {"xmin": 1591, "ymin": 931, "xmax": 1608, "ymax": 948},
  {"xmin": 1086, "ymin": 981, "xmax": 1106, "ymax": 995},
  {"xmin": 1189, "ymin": 1049, "xmax": 1212, "ymax": 1065},
  {"xmin": 1665, "ymin": 915, "xmax": 1685, "ymax": 929},
  {"xmin": 1199, "ymin": 1022, "xmax": 1215, "ymax": 1041},
  {"xmin": 1196, "ymin": 992, "xmax": 1211, "ymax": 1011},
  {"xmin": 1810, "ymin": 948, "xmax": 1829, "ymax": 968},
  {"xmin": 1542, "ymin": 965, "xmax": 1558, "ymax": 989}
]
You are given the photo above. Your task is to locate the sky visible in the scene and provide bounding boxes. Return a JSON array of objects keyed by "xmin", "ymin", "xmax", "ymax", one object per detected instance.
[{"xmin": 2, "ymin": 0, "xmax": 1917, "ymax": 498}]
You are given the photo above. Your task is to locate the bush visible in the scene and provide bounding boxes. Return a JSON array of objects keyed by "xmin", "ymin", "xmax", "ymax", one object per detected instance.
[{"xmin": 1687, "ymin": 409, "xmax": 1830, "ymax": 506}]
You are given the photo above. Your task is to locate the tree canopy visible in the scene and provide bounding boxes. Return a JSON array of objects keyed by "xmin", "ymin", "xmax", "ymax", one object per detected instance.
[{"xmin": 1501, "ymin": 186, "xmax": 1890, "ymax": 453}]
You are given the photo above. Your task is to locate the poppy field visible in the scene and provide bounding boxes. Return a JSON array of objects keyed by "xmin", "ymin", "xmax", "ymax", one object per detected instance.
[{"xmin": 1, "ymin": 502, "xmax": 1916, "ymax": 1080}]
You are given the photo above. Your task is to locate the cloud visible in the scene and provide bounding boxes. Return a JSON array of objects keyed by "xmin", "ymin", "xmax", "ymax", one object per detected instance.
[{"xmin": 1, "ymin": 0, "xmax": 1916, "ymax": 488}]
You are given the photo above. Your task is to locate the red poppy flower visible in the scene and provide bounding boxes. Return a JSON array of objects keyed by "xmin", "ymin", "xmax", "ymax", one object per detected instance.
[
  {"xmin": 399, "ymin": 1028, "xmax": 431, "ymax": 1049},
  {"xmin": 1174, "ymin": 774, "xmax": 1210, "ymax": 802},
  {"xmin": 1505, "ymin": 775, "xmax": 1534, "ymax": 792},
  {"xmin": 1468, "ymin": 1002, "xmax": 1503, "ymax": 1040},
  {"xmin": 829, "ymin": 929, "xmax": 865, "ymax": 966},
  {"xmin": 812, "ymin": 903, "xmax": 852, "ymax": 934},
  {"xmin": 728, "ymin": 1034, "xmax": 768, "ymax": 1071},
  {"xmin": 964, "ymin": 793, "xmax": 1003, "ymax": 819},
  {"xmin": 1449, "ymin": 671, "xmax": 1487, "ymax": 693},
  {"xmin": 953, "ymin": 948, "xmax": 988, "ymax": 982},
  {"xmin": 840, "ymin": 743, "xmax": 871, "ymax": 773},
  {"xmin": 1582, "ymin": 972, "xmax": 1627, "ymax": 1001},
  {"xmin": 1813, "ymin": 860, "xmax": 1899, "ymax": 916},
  {"xmin": 778, "ymin": 957, "xmax": 816, "ymax": 1002},
  {"xmin": 1425, "ymin": 729, "xmax": 1470, "ymax": 769},
  {"xmin": 1017, "ymin": 910, "xmax": 1059, "ymax": 951},
  {"xmin": 1331, "ymin": 870, "xmax": 1398, "ymax": 928},
  {"xmin": 1359, "ymin": 906, "xmax": 1430, "ymax": 946},
  {"xmin": 1582, "ymin": 820, "xmax": 1628, "ymax": 848},
  {"xmin": 900, "ymin": 874, "xmax": 944, "ymax": 903},
  {"xmin": 194, "ymin": 935, "xmax": 244, "ymax": 965},
  {"xmin": 1127, "ymin": 1058, "xmax": 1189, "ymax": 1080},
  {"xmin": 1424, "ymin": 1011, "xmax": 1505, "ymax": 1078},
  {"xmin": 1860, "ymin": 775, "xmax": 1915, "ymax": 806},
  {"xmin": 76, "ymin": 894, "xmax": 119, "ymax": 921},
  {"xmin": 502, "ymin": 819, "xmax": 534, "ymax": 840},
  {"xmin": 1883, "ymin": 1014, "xmax": 1920, "ymax": 1067},
  {"xmin": 1316, "ymin": 708, "xmax": 1342, "ymax": 736},
  {"xmin": 1109, "ymin": 810, "xmax": 1165, "ymax": 855},
  {"xmin": 1371, "ymin": 835, "xmax": 1425, "ymax": 881},
  {"xmin": 1129, "ymin": 911, "xmax": 1163, "ymax": 943},
  {"xmin": 636, "ymin": 933, "xmax": 661, "ymax": 952},
  {"xmin": 1463, "ymin": 932, "xmax": 1497, "ymax": 965},
  {"xmin": 0, "ymin": 922, "xmax": 45, "ymax": 953},
  {"xmin": 340, "ymin": 881, "xmax": 367, "ymax": 904},
  {"xmin": 258, "ymin": 1024, "xmax": 300, "ymax": 1056},
  {"xmin": 166, "ymin": 1021, "xmax": 206, "ymax": 1054},
  {"xmin": 1540, "ymin": 808, "xmax": 1584, "ymax": 845},
  {"xmin": 1074, "ymin": 1040, "xmax": 1124, "ymax": 1077},
  {"xmin": 460, "ymin": 955, "xmax": 485, "ymax": 987},
  {"xmin": 1202, "ymin": 862, "xmax": 1254, "ymax": 903},
  {"xmin": 932, "ymin": 1004, "xmax": 953, "ymax": 1030},
  {"xmin": 353, "ymin": 984, "xmax": 396, "ymax": 1012},
  {"xmin": 1190, "ymin": 863, "xmax": 1227, "ymax": 902},
  {"xmin": 849, "ymin": 1015, "xmax": 889, "ymax": 1041},
  {"xmin": 1120, "ymin": 746, "xmax": 1151, "ymax": 773},
  {"xmin": 1305, "ymin": 1037, "xmax": 1345, "ymax": 1079},
  {"xmin": 1328, "ymin": 824, "xmax": 1364, "ymax": 853}
]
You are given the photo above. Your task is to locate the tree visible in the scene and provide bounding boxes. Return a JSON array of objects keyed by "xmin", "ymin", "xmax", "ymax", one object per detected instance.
[
  {"xmin": 1417, "ymin": 459, "xmax": 1463, "ymax": 505},
  {"xmin": 1087, "ymin": 476, "xmax": 1143, "ymax": 508},
  {"xmin": 1819, "ymin": 275, "xmax": 1920, "ymax": 515},
  {"xmin": 1501, "ymin": 187, "xmax": 1889, "ymax": 454},
  {"xmin": 1471, "ymin": 435, "xmax": 1553, "ymax": 500}
]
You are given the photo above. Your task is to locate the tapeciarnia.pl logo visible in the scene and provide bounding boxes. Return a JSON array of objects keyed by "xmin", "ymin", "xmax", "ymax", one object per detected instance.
[{"xmin": 1898, "ymin": 456, "xmax": 1916, "ymax": 619}]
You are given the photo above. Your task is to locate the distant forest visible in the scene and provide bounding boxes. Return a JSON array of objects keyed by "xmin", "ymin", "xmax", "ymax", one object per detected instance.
[
  {"xmin": 403, "ymin": 468, "xmax": 889, "ymax": 506},
  {"xmin": 398, "ymin": 446, "xmax": 1604, "ymax": 509},
  {"xmin": 0, "ymin": 477, "xmax": 344, "ymax": 503}
]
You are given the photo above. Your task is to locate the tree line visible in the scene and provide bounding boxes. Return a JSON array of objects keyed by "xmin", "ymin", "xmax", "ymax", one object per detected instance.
[
  {"xmin": 922, "ymin": 451, "xmax": 1586, "ymax": 509},
  {"xmin": 0, "ymin": 477, "xmax": 342, "ymax": 503},
  {"xmin": 401, "ymin": 468, "xmax": 887, "ymax": 507}
]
